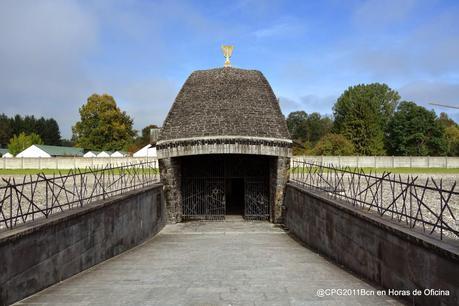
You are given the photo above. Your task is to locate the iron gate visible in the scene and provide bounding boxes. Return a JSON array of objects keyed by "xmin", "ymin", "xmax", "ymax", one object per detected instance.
[
  {"xmin": 182, "ymin": 177, "xmax": 226, "ymax": 220},
  {"xmin": 244, "ymin": 178, "xmax": 270, "ymax": 220},
  {"xmin": 181, "ymin": 155, "xmax": 270, "ymax": 220}
]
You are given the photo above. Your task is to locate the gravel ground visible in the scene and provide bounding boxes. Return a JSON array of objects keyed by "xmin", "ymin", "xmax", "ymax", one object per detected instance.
[
  {"xmin": 0, "ymin": 173, "xmax": 158, "ymax": 230},
  {"xmin": 1, "ymin": 172, "xmax": 458, "ymax": 240}
]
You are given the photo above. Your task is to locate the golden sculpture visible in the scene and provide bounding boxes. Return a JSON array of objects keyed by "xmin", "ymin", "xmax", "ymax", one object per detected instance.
[{"xmin": 221, "ymin": 45, "xmax": 234, "ymax": 67}]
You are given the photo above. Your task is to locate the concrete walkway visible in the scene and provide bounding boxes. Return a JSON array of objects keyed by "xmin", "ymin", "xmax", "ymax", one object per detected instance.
[{"xmin": 17, "ymin": 217, "xmax": 400, "ymax": 305}]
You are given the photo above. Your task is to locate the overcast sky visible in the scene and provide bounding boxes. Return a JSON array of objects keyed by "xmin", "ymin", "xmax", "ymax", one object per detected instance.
[{"xmin": 1, "ymin": 0, "xmax": 458, "ymax": 138}]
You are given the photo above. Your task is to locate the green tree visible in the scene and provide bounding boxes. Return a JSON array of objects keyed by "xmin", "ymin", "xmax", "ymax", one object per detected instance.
[
  {"xmin": 386, "ymin": 101, "xmax": 447, "ymax": 156},
  {"xmin": 311, "ymin": 133, "xmax": 355, "ymax": 156},
  {"xmin": 286, "ymin": 111, "xmax": 308, "ymax": 141},
  {"xmin": 286, "ymin": 111, "xmax": 332, "ymax": 144},
  {"xmin": 8, "ymin": 132, "xmax": 43, "ymax": 156},
  {"xmin": 4, "ymin": 114, "xmax": 62, "ymax": 145},
  {"xmin": 333, "ymin": 83, "xmax": 400, "ymax": 155},
  {"xmin": 72, "ymin": 94, "xmax": 136, "ymax": 151},
  {"xmin": 445, "ymin": 125, "xmax": 459, "ymax": 156},
  {"xmin": 140, "ymin": 124, "xmax": 159, "ymax": 145},
  {"xmin": 0, "ymin": 113, "xmax": 12, "ymax": 147},
  {"xmin": 306, "ymin": 113, "xmax": 333, "ymax": 143},
  {"xmin": 41, "ymin": 118, "xmax": 61, "ymax": 145},
  {"xmin": 437, "ymin": 112, "xmax": 456, "ymax": 128}
]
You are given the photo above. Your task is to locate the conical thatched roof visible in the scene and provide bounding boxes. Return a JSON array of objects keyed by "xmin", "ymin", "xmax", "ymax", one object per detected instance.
[{"xmin": 158, "ymin": 67, "xmax": 290, "ymax": 142}]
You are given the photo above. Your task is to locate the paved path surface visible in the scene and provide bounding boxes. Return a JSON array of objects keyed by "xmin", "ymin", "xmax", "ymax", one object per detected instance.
[{"xmin": 17, "ymin": 217, "xmax": 400, "ymax": 305}]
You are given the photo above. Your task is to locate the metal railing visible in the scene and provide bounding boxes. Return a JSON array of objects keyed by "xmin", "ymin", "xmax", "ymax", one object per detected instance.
[
  {"xmin": 290, "ymin": 160, "xmax": 459, "ymax": 241},
  {"xmin": 0, "ymin": 161, "xmax": 159, "ymax": 231}
]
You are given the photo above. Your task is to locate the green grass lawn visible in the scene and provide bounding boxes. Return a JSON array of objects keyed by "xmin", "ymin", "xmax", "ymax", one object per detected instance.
[{"xmin": 359, "ymin": 167, "xmax": 459, "ymax": 174}]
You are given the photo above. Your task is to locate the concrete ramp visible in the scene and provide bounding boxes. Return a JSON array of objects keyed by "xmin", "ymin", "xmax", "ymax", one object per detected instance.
[{"xmin": 16, "ymin": 219, "xmax": 399, "ymax": 305}]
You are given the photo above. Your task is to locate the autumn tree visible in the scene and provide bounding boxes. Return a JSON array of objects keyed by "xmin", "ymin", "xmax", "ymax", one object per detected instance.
[
  {"xmin": 8, "ymin": 132, "xmax": 43, "ymax": 156},
  {"xmin": 333, "ymin": 83, "xmax": 399, "ymax": 155},
  {"xmin": 72, "ymin": 94, "xmax": 136, "ymax": 151}
]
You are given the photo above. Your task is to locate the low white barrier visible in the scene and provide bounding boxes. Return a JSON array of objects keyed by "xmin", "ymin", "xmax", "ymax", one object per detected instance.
[
  {"xmin": 1, "ymin": 157, "xmax": 158, "ymax": 169},
  {"xmin": 292, "ymin": 156, "xmax": 459, "ymax": 168}
]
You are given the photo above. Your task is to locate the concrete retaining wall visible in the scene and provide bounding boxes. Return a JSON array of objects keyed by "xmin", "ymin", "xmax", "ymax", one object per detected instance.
[
  {"xmin": 293, "ymin": 155, "xmax": 459, "ymax": 168},
  {"xmin": 0, "ymin": 184, "xmax": 165, "ymax": 306},
  {"xmin": 284, "ymin": 183, "xmax": 459, "ymax": 306},
  {"xmin": 1, "ymin": 157, "xmax": 157, "ymax": 169}
]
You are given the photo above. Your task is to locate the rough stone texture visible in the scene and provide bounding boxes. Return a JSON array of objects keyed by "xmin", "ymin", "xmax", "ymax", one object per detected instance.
[
  {"xmin": 158, "ymin": 67, "xmax": 290, "ymax": 142},
  {"xmin": 159, "ymin": 157, "xmax": 182, "ymax": 223},
  {"xmin": 156, "ymin": 67, "xmax": 292, "ymax": 223},
  {"xmin": 270, "ymin": 156, "xmax": 290, "ymax": 223},
  {"xmin": 157, "ymin": 138, "xmax": 292, "ymax": 159},
  {"xmin": 284, "ymin": 183, "xmax": 459, "ymax": 306},
  {"xmin": 0, "ymin": 184, "xmax": 165, "ymax": 306},
  {"xmin": 15, "ymin": 218, "xmax": 400, "ymax": 306}
]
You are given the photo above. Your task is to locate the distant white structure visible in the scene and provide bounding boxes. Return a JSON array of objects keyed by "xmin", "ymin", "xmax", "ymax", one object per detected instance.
[
  {"xmin": 133, "ymin": 144, "xmax": 157, "ymax": 157},
  {"xmin": 111, "ymin": 151, "xmax": 128, "ymax": 157},
  {"xmin": 16, "ymin": 145, "xmax": 84, "ymax": 158},
  {"xmin": 96, "ymin": 151, "xmax": 112, "ymax": 158},
  {"xmin": 1, "ymin": 152, "xmax": 13, "ymax": 158},
  {"xmin": 83, "ymin": 151, "xmax": 99, "ymax": 158}
]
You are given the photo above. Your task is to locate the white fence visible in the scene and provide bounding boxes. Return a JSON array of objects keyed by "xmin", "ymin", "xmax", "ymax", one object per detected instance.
[
  {"xmin": 293, "ymin": 156, "xmax": 459, "ymax": 168},
  {"xmin": 1, "ymin": 157, "xmax": 158, "ymax": 170},
  {"xmin": 2, "ymin": 156, "xmax": 459, "ymax": 170}
]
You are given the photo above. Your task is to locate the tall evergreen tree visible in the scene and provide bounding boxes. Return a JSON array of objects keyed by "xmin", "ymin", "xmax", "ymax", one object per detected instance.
[{"xmin": 0, "ymin": 114, "xmax": 12, "ymax": 147}]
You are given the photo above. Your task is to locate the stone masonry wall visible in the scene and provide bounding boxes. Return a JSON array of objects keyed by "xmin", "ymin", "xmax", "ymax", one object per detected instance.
[
  {"xmin": 159, "ymin": 157, "xmax": 182, "ymax": 222},
  {"xmin": 270, "ymin": 156, "xmax": 290, "ymax": 223},
  {"xmin": 0, "ymin": 184, "xmax": 165, "ymax": 306},
  {"xmin": 284, "ymin": 183, "xmax": 459, "ymax": 306}
]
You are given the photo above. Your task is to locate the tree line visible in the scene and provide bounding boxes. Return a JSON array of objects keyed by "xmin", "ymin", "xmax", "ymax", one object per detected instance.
[
  {"xmin": 4, "ymin": 84, "xmax": 458, "ymax": 157},
  {"xmin": 287, "ymin": 83, "xmax": 459, "ymax": 156},
  {"xmin": 0, "ymin": 114, "xmax": 61, "ymax": 148},
  {"xmin": 1, "ymin": 94, "xmax": 157, "ymax": 155}
]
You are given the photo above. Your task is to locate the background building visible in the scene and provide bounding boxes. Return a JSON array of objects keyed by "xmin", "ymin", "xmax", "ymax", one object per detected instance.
[{"xmin": 16, "ymin": 145, "xmax": 84, "ymax": 158}]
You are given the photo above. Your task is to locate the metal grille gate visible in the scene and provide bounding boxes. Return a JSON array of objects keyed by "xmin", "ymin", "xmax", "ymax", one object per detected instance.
[
  {"xmin": 181, "ymin": 155, "xmax": 270, "ymax": 221},
  {"xmin": 244, "ymin": 178, "xmax": 269, "ymax": 220}
]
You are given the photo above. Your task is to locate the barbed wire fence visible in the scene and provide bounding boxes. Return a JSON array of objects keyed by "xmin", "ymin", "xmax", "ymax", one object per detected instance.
[
  {"xmin": 0, "ymin": 161, "xmax": 159, "ymax": 231},
  {"xmin": 290, "ymin": 160, "xmax": 459, "ymax": 241}
]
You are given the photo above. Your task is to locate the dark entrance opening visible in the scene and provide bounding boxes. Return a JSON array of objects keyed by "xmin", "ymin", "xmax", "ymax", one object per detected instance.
[
  {"xmin": 181, "ymin": 154, "xmax": 271, "ymax": 220},
  {"xmin": 226, "ymin": 178, "xmax": 244, "ymax": 215}
]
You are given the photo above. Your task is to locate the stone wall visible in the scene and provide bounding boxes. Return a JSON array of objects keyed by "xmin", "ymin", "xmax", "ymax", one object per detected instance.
[
  {"xmin": 284, "ymin": 183, "xmax": 459, "ymax": 306},
  {"xmin": 157, "ymin": 138, "xmax": 291, "ymax": 159},
  {"xmin": 270, "ymin": 156, "xmax": 290, "ymax": 223},
  {"xmin": 160, "ymin": 154, "xmax": 290, "ymax": 223},
  {"xmin": 0, "ymin": 184, "xmax": 165, "ymax": 306},
  {"xmin": 159, "ymin": 157, "xmax": 182, "ymax": 223}
]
